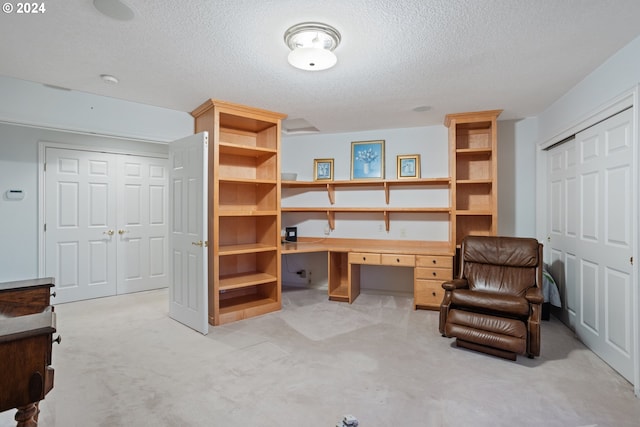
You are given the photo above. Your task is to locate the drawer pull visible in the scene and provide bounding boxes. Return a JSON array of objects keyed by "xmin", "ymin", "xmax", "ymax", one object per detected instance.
[
  {"xmin": 363, "ymin": 256, "xmax": 366, "ymax": 261},
  {"xmin": 51, "ymin": 291, "xmax": 56, "ymax": 298},
  {"xmin": 432, "ymin": 259, "xmax": 436, "ymax": 264},
  {"xmin": 432, "ymin": 272, "xmax": 437, "ymax": 276},
  {"xmin": 396, "ymin": 258, "xmax": 400, "ymax": 263},
  {"xmin": 432, "ymin": 292, "xmax": 436, "ymax": 297},
  {"xmin": 53, "ymin": 335, "xmax": 62, "ymax": 345}
]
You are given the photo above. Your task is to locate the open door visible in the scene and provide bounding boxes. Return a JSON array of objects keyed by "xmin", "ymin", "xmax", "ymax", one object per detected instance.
[{"xmin": 168, "ymin": 132, "xmax": 209, "ymax": 335}]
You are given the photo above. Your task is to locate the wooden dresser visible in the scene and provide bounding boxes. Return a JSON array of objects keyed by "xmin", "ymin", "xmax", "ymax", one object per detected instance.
[{"xmin": 0, "ymin": 278, "xmax": 58, "ymax": 427}]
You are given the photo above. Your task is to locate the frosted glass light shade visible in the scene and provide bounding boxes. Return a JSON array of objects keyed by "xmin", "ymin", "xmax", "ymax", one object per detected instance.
[
  {"xmin": 288, "ymin": 47, "xmax": 337, "ymax": 71},
  {"xmin": 284, "ymin": 22, "xmax": 341, "ymax": 71}
]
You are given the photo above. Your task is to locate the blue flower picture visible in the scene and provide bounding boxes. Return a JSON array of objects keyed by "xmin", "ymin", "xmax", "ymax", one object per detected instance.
[{"xmin": 351, "ymin": 140, "xmax": 385, "ymax": 179}]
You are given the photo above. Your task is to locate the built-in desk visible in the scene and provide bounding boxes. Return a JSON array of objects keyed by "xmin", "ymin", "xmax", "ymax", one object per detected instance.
[{"xmin": 282, "ymin": 238, "xmax": 454, "ymax": 309}]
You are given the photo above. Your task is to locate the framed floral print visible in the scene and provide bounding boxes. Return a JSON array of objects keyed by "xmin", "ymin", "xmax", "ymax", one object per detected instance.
[
  {"xmin": 351, "ymin": 140, "xmax": 385, "ymax": 180},
  {"xmin": 314, "ymin": 158, "xmax": 334, "ymax": 181},
  {"xmin": 396, "ymin": 154, "xmax": 421, "ymax": 179}
]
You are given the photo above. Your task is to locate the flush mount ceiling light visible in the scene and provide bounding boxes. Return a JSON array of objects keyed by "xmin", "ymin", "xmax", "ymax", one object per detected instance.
[
  {"xmin": 284, "ymin": 22, "xmax": 341, "ymax": 71},
  {"xmin": 100, "ymin": 74, "xmax": 119, "ymax": 85},
  {"xmin": 93, "ymin": 0, "xmax": 135, "ymax": 21}
]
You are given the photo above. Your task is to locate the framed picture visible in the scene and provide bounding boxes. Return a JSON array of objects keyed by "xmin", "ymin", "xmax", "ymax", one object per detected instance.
[
  {"xmin": 314, "ymin": 158, "xmax": 334, "ymax": 181},
  {"xmin": 351, "ymin": 140, "xmax": 385, "ymax": 180},
  {"xmin": 397, "ymin": 154, "xmax": 421, "ymax": 179}
]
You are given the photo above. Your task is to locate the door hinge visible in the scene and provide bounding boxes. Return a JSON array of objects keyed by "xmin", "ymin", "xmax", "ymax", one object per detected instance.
[
  {"xmin": 43, "ymin": 162, "xmax": 46, "ymax": 172},
  {"xmin": 631, "ymin": 256, "xmax": 634, "ymax": 265},
  {"xmin": 44, "ymin": 223, "xmax": 47, "ymax": 232}
]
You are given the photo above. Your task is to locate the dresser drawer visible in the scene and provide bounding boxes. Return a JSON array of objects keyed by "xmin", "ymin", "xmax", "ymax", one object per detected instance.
[
  {"xmin": 380, "ymin": 254, "xmax": 415, "ymax": 267},
  {"xmin": 348, "ymin": 252, "xmax": 381, "ymax": 265},
  {"xmin": 415, "ymin": 267, "xmax": 452, "ymax": 281},
  {"xmin": 415, "ymin": 255, "xmax": 452, "ymax": 269},
  {"xmin": 414, "ymin": 279, "xmax": 445, "ymax": 308}
]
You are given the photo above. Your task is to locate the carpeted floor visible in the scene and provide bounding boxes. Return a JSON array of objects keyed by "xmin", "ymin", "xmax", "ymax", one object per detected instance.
[{"xmin": 2, "ymin": 287, "xmax": 639, "ymax": 427}]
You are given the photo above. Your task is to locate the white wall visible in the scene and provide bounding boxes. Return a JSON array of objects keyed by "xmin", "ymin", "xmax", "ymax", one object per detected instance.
[
  {"xmin": 0, "ymin": 76, "xmax": 193, "ymax": 142},
  {"xmin": 537, "ymin": 35, "xmax": 640, "ymax": 145},
  {"xmin": 498, "ymin": 117, "xmax": 538, "ymax": 238},
  {"xmin": 282, "ymin": 125, "xmax": 450, "ymax": 243}
]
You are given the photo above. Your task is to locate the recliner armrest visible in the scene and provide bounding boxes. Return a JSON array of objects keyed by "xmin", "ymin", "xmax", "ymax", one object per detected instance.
[
  {"xmin": 525, "ymin": 287, "xmax": 544, "ymax": 304},
  {"xmin": 442, "ymin": 278, "xmax": 468, "ymax": 291}
]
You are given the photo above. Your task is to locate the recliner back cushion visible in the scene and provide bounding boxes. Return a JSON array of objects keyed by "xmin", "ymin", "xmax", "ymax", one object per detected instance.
[
  {"xmin": 462, "ymin": 236, "xmax": 539, "ymax": 296},
  {"xmin": 464, "ymin": 263, "xmax": 536, "ymax": 296}
]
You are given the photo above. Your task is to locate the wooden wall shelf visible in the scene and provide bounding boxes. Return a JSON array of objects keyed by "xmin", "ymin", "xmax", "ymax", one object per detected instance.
[
  {"xmin": 281, "ymin": 206, "xmax": 450, "ymax": 231},
  {"xmin": 281, "ymin": 178, "xmax": 450, "ymax": 231},
  {"xmin": 282, "ymin": 178, "xmax": 450, "ymax": 204}
]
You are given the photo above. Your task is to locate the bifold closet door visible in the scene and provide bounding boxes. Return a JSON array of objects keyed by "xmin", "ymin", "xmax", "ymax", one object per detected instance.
[
  {"xmin": 547, "ymin": 108, "xmax": 634, "ymax": 383},
  {"xmin": 44, "ymin": 148, "xmax": 169, "ymax": 303}
]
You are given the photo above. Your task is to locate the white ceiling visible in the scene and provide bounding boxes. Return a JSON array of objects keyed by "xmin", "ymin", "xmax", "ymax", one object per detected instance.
[{"xmin": 1, "ymin": 0, "xmax": 640, "ymax": 134}]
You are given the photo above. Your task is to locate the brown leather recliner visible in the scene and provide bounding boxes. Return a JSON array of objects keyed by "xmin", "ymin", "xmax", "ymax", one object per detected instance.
[{"xmin": 439, "ymin": 236, "xmax": 544, "ymax": 360}]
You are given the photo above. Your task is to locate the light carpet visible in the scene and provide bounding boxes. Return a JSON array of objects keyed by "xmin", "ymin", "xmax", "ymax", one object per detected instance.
[{"xmin": 1, "ymin": 287, "xmax": 639, "ymax": 427}]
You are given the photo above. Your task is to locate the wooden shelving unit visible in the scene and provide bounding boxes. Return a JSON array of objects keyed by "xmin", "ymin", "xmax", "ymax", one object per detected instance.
[
  {"xmin": 192, "ymin": 99, "xmax": 286, "ymax": 326},
  {"xmin": 445, "ymin": 110, "xmax": 502, "ymax": 246}
]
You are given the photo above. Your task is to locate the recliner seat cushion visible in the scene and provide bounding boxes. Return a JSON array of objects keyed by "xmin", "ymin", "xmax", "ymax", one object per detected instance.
[
  {"xmin": 450, "ymin": 289, "xmax": 530, "ymax": 316},
  {"xmin": 445, "ymin": 308, "xmax": 527, "ymax": 354}
]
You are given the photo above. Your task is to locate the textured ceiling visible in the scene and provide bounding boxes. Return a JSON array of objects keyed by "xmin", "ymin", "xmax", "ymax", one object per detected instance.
[{"xmin": 1, "ymin": 0, "xmax": 640, "ymax": 134}]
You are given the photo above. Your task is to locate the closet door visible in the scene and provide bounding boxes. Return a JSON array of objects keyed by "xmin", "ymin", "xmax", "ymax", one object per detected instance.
[
  {"xmin": 116, "ymin": 155, "xmax": 169, "ymax": 294},
  {"xmin": 547, "ymin": 139, "xmax": 578, "ymax": 329},
  {"xmin": 45, "ymin": 148, "xmax": 169, "ymax": 303},
  {"xmin": 574, "ymin": 108, "xmax": 634, "ymax": 383},
  {"xmin": 44, "ymin": 148, "xmax": 118, "ymax": 303},
  {"xmin": 547, "ymin": 108, "xmax": 634, "ymax": 383}
]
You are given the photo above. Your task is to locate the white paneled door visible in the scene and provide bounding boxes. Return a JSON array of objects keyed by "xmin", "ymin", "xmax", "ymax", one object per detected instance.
[
  {"xmin": 116, "ymin": 156, "xmax": 169, "ymax": 294},
  {"xmin": 547, "ymin": 108, "xmax": 634, "ymax": 383},
  {"xmin": 45, "ymin": 148, "xmax": 117, "ymax": 303},
  {"xmin": 168, "ymin": 132, "xmax": 209, "ymax": 335},
  {"xmin": 44, "ymin": 147, "xmax": 168, "ymax": 303},
  {"xmin": 547, "ymin": 138, "xmax": 578, "ymax": 330}
]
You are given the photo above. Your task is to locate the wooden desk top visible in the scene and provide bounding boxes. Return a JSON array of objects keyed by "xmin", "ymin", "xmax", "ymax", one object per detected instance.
[
  {"xmin": 0, "ymin": 277, "xmax": 55, "ymax": 293},
  {"xmin": 281, "ymin": 237, "xmax": 453, "ymax": 256}
]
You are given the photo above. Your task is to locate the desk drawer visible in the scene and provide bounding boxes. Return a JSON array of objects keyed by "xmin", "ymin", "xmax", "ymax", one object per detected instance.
[
  {"xmin": 380, "ymin": 254, "xmax": 415, "ymax": 267},
  {"xmin": 415, "ymin": 267, "xmax": 452, "ymax": 281},
  {"xmin": 415, "ymin": 255, "xmax": 452, "ymax": 269},
  {"xmin": 414, "ymin": 279, "xmax": 445, "ymax": 308},
  {"xmin": 348, "ymin": 252, "xmax": 381, "ymax": 265}
]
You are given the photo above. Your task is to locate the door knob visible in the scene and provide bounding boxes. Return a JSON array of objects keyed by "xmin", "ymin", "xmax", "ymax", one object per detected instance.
[
  {"xmin": 192, "ymin": 240, "xmax": 208, "ymax": 247},
  {"xmin": 53, "ymin": 335, "xmax": 62, "ymax": 345},
  {"xmin": 118, "ymin": 229, "xmax": 128, "ymax": 235},
  {"xmin": 103, "ymin": 230, "xmax": 114, "ymax": 236}
]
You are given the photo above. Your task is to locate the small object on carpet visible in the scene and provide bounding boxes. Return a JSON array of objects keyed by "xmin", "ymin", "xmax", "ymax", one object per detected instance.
[{"xmin": 337, "ymin": 414, "xmax": 358, "ymax": 426}]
